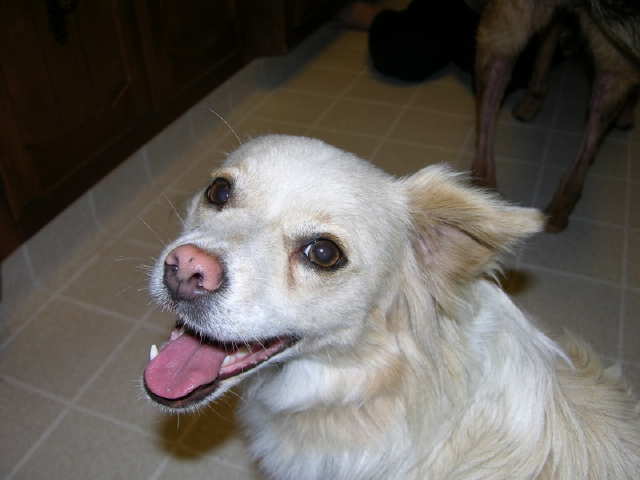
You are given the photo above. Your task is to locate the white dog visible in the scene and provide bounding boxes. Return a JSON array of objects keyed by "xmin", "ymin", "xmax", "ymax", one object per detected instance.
[{"xmin": 144, "ymin": 135, "xmax": 640, "ymax": 479}]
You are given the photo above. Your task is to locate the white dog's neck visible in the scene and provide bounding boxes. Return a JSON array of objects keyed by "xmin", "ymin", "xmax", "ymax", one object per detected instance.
[{"xmin": 243, "ymin": 277, "xmax": 467, "ymax": 415}]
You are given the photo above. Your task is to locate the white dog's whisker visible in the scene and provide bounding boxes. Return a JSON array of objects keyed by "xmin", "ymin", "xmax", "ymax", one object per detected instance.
[
  {"xmin": 162, "ymin": 193, "xmax": 185, "ymax": 227},
  {"xmin": 207, "ymin": 107, "xmax": 241, "ymax": 146},
  {"xmin": 137, "ymin": 216, "xmax": 167, "ymax": 246},
  {"xmin": 114, "ymin": 256, "xmax": 149, "ymax": 263}
]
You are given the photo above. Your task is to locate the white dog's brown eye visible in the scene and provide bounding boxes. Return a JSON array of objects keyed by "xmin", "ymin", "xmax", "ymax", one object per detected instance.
[
  {"xmin": 303, "ymin": 239, "xmax": 343, "ymax": 269},
  {"xmin": 205, "ymin": 178, "xmax": 232, "ymax": 207}
]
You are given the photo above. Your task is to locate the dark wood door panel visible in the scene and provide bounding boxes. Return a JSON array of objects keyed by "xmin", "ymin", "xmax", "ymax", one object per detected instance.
[
  {"xmin": 0, "ymin": 0, "xmax": 150, "ymax": 219},
  {"xmin": 137, "ymin": 0, "xmax": 242, "ymax": 108}
]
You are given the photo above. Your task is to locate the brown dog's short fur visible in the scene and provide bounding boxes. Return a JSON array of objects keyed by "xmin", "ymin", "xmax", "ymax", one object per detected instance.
[{"xmin": 473, "ymin": 0, "xmax": 640, "ymax": 231}]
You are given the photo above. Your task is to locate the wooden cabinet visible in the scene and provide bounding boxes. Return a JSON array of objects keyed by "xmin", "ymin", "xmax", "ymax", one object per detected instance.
[
  {"xmin": 0, "ymin": 0, "xmax": 150, "ymax": 233},
  {"xmin": 137, "ymin": 0, "xmax": 242, "ymax": 111}
]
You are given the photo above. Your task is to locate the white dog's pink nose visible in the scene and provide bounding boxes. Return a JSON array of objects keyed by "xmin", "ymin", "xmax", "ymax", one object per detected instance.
[{"xmin": 163, "ymin": 244, "xmax": 224, "ymax": 300}]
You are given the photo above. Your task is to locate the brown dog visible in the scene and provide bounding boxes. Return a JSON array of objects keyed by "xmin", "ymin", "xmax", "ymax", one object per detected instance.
[{"xmin": 472, "ymin": 0, "xmax": 640, "ymax": 231}]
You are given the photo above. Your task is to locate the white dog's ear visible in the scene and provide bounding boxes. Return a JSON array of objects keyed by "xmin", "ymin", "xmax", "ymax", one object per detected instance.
[{"xmin": 402, "ymin": 165, "xmax": 543, "ymax": 312}]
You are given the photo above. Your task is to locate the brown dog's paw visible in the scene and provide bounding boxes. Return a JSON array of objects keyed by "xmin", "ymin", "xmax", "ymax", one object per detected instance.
[
  {"xmin": 513, "ymin": 94, "xmax": 544, "ymax": 123},
  {"xmin": 544, "ymin": 204, "xmax": 571, "ymax": 233},
  {"xmin": 544, "ymin": 215, "xmax": 568, "ymax": 233}
]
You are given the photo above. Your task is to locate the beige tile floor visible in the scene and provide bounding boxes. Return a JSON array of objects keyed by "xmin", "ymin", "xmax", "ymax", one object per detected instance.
[{"xmin": 1, "ymin": 20, "xmax": 639, "ymax": 480}]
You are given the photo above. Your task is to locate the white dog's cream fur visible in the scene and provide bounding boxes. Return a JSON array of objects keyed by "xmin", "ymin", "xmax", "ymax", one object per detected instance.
[{"xmin": 146, "ymin": 135, "xmax": 640, "ymax": 479}]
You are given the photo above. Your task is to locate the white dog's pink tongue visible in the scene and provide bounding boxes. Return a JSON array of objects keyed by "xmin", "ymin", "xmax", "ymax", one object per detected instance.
[{"xmin": 144, "ymin": 333, "xmax": 226, "ymax": 400}]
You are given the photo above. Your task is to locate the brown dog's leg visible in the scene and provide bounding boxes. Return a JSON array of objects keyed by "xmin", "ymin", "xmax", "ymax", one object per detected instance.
[
  {"xmin": 544, "ymin": 12, "xmax": 640, "ymax": 232},
  {"xmin": 473, "ymin": 57, "xmax": 512, "ymax": 189},
  {"xmin": 513, "ymin": 22, "xmax": 562, "ymax": 122},
  {"xmin": 473, "ymin": 0, "xmax": 556, "ymax": 189}
]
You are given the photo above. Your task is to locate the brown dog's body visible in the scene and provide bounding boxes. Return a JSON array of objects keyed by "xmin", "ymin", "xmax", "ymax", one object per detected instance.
[{"xmin": 473, "ymin": 0, "xmax": 640, "ymax": 231}]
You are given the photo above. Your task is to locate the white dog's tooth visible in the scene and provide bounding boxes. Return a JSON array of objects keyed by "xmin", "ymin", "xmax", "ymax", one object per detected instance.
[
  {"xmin": 222, "ymin": 355, "xmax": 234, "ymax": 367},
  {"xmin": 170, "ymin": 328, "xmax": 185, "ymax": 341},
  {"xmin": 222, "ymin": 352, "xmax": 248, "ymax": 367},
  {"xmin": 149, "ymin": 344, "xmax": 159, "ymax": 361}
]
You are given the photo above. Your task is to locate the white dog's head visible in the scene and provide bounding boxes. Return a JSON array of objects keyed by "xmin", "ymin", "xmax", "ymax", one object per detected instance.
[{"xmin": 143, "ymin": 135, "xmax": 542, "ymax": 411}]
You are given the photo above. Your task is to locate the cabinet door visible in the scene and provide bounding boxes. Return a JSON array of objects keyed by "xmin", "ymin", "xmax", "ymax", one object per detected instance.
[
  {"xmin": 136, "ymin": 0, "xmax": 243, "ymax": 110},
  {"xmin": 0, "ymin": 0, "xmax": 151, "ymax": 221}
]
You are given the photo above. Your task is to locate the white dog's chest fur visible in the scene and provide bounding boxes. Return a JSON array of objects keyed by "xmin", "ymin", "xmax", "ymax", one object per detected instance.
[
  {"xmin": 240, "ymin": 361, "xmax": 417, "ymax": 480},
  {"xmin": 243, "ymin": 403, "xmax": 413, "ymax": 479}
]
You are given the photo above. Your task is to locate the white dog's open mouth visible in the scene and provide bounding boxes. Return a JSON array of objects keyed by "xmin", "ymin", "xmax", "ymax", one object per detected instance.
[{"xmin": 144, "ymin": 326, "xmax": 297, "ymax": 408}]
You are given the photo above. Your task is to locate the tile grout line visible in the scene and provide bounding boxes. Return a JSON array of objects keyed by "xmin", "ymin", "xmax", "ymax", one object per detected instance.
[
  {"xmin": 147, "ymin": 441, "xmax": 255, "ymax": 480},
  {"xmin": 147, "ymin": 417, "xmax": 203, "ymax": 480},
  {"xmin": 6, "ymin": 317, "xmax": 146, "ymax": 479},
  {"xmin": 295, "ymin": 113, "xmax": 632, "ymax": 182},
  {"xmin": 139, "ymin": 304, "xmax": 181, "ymax": 334},
  {"xmin": 3, "ymin": 371, "xmax": 212, "ymax": 480},
  {"xmin": 87, "ymin": 190, "xmax": 105, "ymax": 233},
  {"xmin": 278, "ymin": 84, "xmax": 629, "ymax": 140},
  {"xmin": 301, "ymin": 69, "xmax": 368, "ymax": 135},
  {"xmin": 142, "ymin": 147, "xmax": 154, "ymax": 183},
  {"xmin": 244, "ymin": 112, "xmax": 631, "ymax": 176},
  {"xmin": 519, "ymin": 261, "xmax": 623, "ymax": 289},
  {"xmin": 3, "ymin": 283, "xmax": 165, "ymax": 477},
  {"xmin": 149, "ymin": 403, "xmax": 257, "ymax": 479},
  {"xmin": 530, "ymin": 63, "xmax": 569, "ymax": 210},
  {"xmin": 1, "ymin": 374, "xmax": 69, "ymax": 406},
  {"xmin": 147, "ymin": 382, "xmax": 231, "ymax": 479},
  {"xmin": 244, "ymin": 91, "xmax": 630, "ymax": 181},
  {"xmin": 103, "ymin": 133, "xmax": 233, "ymax": 250},
  {"xmin": 6, "ymin": 145, "xmax": 159, "ymax": 335},
  {"xmin": 0, "ymin": 373, "xmax": 157, "ymax": 440},
  {"xmin": 20, "ymin": 244, "xmax": 39, "ymax": 290},
  {"xmin": 3, "ymin": 307, "xmax": 167, "ymax": 415},
  {"xmin": 147, "ymin": 458, "xmax": 172, "ymax": 480},
  {"xmin": 456, "ymin": 125, "xmax": 474, "ymax": 167},
  {"xmin": 56, "ymin": 294, "xmax": 148, "ymax": 326},
  {"xmin": 0, "ymin": 254, "xmax": 100, "ymax": 352},
  {"xmin": 617, "ymin": 137, "xmax": 632, "ymax": 364},
  {"xmin": 5, "ymin": 407, "xmax": 70, "ymax": 480},
  {"xmin": 558, "ymin": 215, "xmax": 626, "ymax": 230},
  {"xmin": 69, "ymin": 403, "xmax": 157, "ymax": 439},
  {"xmin": 194, "ymin": 81, "xmax": 276, "ymax": 149},
  {"xmin": 369, "ymin": 80, "xmax": 428, "ymax": 160},
  {"xmin": 126, "ymin": 237, "xmax": 167, "ymax": 251},
  {"xmin": 253, "ymin": 114, "xmax": 474, "ymax": 158}
]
